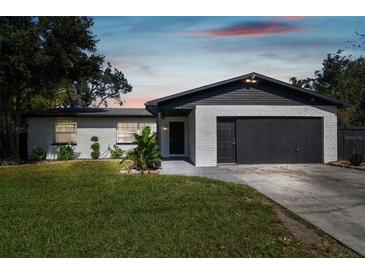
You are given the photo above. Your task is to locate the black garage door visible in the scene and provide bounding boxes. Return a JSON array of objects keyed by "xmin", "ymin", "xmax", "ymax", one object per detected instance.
[{"xmin": 217, "ymin": 117, "xmax": 323, "ymax": 164}]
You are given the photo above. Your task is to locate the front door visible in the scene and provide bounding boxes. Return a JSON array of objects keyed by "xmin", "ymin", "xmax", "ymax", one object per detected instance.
[
  {"xmin": 217, "ymin": 118, "xmax": 236, "ymax": 163},
  {"xmin": 169, "ymin": 122, "xmax": 185, "ymax": 155}
]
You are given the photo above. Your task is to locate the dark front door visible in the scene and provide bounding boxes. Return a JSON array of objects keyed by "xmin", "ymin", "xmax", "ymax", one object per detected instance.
[
  {"xmin": 169, "ymin": 122, "xmax": 185, "ymax": 154},
  {"xmin": 217, "ymin": 118, "xmax": 236, "ymax": 163},
  {"xmin": 236, "ymin": 117, "xmax": 323, "ymax": 164}
]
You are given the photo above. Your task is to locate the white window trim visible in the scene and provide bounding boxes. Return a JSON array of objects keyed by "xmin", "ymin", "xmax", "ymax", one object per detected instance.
[
  {"xmin": 54, "ymin": 120, "xmax": 77, "ymax": 144},
  {"xmin": 116, "ymin": 122, "xmax": 156, "ymax": 144}
]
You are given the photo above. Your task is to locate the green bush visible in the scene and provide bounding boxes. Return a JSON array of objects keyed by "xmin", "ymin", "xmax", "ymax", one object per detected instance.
[
  {"xmin": 31, "ymin": 146, "xmax": 47, "ymax": 160},
  {"xmin": 57, "ymin": 145, "xmax": 75, "ymax": 161},
  {"xmin": 349, "ymin": 150, "xmax": 363, "ymax": 166},
  {"xmin": 121, "ymin": 127, "xmax": 161, "ymax": 173},
  {"xmin": 108, "ymin": 145, "xmax": 124, "ymax": 159},
  {"xmin": 90, "ymin": 143, "xmax": 100, "ymax": 150},
  {"xmin": 0, "ymin": 156, "xmax": 23, "ymax": 166},
  {"xmin": 90, "ymin": 136, "xmax": 100, "ymax": 159},
  {"xmin": 91, "ymin": 151, "xmax": 100, "ymax": 159}
]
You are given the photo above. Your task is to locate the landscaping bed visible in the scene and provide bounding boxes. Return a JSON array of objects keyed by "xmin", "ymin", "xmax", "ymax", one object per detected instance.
[
  {"xmin": 329, "ymin": 160, "xmax": 365, "ymax": 171},
  {"xmin": 0, "ymin": 161, "xmax": 359, "ymax": 257}
]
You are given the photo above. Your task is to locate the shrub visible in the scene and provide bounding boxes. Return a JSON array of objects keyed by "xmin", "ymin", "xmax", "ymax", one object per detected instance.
[
  {"xmin": 108, "ymin": 145, "xmax": 124, "ymax": 159},
  {"xmin": 120, "ymin": 127, "xmax": 161, "ymax": 173},
  {"xmin": 57, "ymin": 145, "xmax": 75, "ymax": 161},
  {"xmin": 0, "ymin": 156, "xmax": 23, "ymax": 166},
  {"xmin": 91, "ymin": 151, "xmax": 100, "ymax": 159},
  {"xmin": 31, "ymin": 147, "xmax": 47, "ymax": 160},
  {"xmin": 91, "ymin": 143, "xmax": 100, "ymax": 151},
  {"xmin": 90, "ymin": 136, "xmax": 100, "ymax": 159},
  {"xmin": 349, "ymin": 150, "xmax": 363, "ymax": 166}
]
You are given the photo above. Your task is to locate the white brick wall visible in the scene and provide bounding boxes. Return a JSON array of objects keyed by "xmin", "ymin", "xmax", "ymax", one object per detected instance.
[
  {"xmin": 27, "ymin": 105, "xmax": 338, "ymax": 165},
  {"xmin": 27, "ymin": 117, "xmax": 156, "ymax": 159},
  {"xmin": 187, "ymin": 109, "xmax": 196, "ymax": 164},
  {"xmin": 194, "ymin": 105, "xmax": 338, "ymax": 167}
]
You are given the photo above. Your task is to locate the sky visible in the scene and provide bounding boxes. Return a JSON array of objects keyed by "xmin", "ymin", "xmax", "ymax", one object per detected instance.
[{"xmin": 92, "ymin": 16, "xmax": 365, "ymax": 108}]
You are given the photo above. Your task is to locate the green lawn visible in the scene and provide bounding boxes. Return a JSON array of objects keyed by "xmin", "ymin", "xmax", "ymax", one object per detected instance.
[{"xmin": 0, "ymin": 161, "xmax": 358, "ymax": 257}]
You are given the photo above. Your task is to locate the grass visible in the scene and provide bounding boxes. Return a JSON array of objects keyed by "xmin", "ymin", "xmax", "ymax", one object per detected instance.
[{"xmin": 0, "ymin": 161, "xmax": 358, "ymax": 257}]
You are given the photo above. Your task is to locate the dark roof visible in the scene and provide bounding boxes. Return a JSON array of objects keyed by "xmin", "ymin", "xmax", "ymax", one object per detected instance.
[
  {"xmin": 26, "ymin": 108, "xmax": 154, "ymax": 118},
  {"xmin": 145, "ymin": 72, "xmax": 350, "ymax": 108}
]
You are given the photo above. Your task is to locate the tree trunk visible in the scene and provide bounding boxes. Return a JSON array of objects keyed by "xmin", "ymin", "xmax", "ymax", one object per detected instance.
[
  {"xmin": 6, "ymin": 103, "xmax": 16, "ymax": 157},
  {"xmin": 0, "ymin": 87, "xmax": 19, "ymax": 159},
  {"xmin": 0, "ymin": 116, "xmax": 6, "ymax": 158},
  {"xmin": 14, "ymin": 89, "xmax": 21, "ymax": 156}
]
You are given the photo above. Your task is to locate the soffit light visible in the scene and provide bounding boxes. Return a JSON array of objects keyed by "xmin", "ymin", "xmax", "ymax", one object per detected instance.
[
  {"xmin": 245, "ymin": 78, "xmax": 257, "ymax": 83},
  {"xmin": 244, "ymin": 74, "xmax": 257, "ymax": 84}
]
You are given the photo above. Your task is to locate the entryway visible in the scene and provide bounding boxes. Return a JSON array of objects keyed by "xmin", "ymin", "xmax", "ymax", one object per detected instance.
[{"xmin": 169, "ymin": 121, "xmax": 185, "ymax": 155}]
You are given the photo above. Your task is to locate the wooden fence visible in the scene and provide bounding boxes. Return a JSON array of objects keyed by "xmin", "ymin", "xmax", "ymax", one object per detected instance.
[{"xmin": 338, "ymin": 127, "xmax": 365, "ymax": 160}]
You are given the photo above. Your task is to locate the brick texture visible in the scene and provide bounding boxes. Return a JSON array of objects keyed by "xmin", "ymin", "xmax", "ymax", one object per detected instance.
[{"xmin": 194, "ymin": 105, "xmax": 337, "ymax": 167}]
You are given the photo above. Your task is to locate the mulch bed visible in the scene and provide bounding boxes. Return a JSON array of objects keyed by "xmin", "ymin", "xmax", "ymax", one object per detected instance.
[{"xmin": 329, "ymin": 160, "xmax": 365, "ymax": 171}]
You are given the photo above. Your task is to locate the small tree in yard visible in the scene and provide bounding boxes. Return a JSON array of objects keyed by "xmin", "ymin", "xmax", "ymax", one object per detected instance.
[
  {"xmin": 90, "ymin": 136, "xmax": 100, "ymax": 159},
  {"xmin": 349, "ymin": 150, "xmax": 363, "ymax": 166},
  {"xmin": 121, "ymin": 127, "xmax": 161, "ymax": 174}
]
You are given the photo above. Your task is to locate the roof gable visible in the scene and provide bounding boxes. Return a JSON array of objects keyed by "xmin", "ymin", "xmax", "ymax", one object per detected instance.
[{"xmin": 145, "ymin": 73, "xmax": 350, "ymax": 111}]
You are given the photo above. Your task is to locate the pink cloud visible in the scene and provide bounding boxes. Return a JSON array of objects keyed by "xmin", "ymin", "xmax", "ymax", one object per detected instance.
[{"xmin": 182, "ymin": 21, "xmax": 307, "ymax": 38}]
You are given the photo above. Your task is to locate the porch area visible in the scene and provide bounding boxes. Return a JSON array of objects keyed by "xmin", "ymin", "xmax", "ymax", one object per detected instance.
[{"xmin": 151, "ymin": 106, "xmax": 197, "ymax": 165}]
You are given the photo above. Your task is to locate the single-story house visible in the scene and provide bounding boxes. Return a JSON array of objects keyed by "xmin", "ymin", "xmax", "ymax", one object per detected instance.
[{"xmin": 27, "ymin": 72, "xmax": 349, "ymax": 166}]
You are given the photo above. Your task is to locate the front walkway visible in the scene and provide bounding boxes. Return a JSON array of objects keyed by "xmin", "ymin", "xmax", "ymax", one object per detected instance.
[{"xmin": 160, "ymin": 160, "xmax": 242, "ymax": 184}]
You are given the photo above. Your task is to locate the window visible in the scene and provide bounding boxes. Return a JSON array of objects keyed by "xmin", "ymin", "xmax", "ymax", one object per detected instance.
[
  {"xmin": 117, "ymin": 122, "xmax": 156, "ymax": 143},
  {"xmin": 54, "ymin": 121, "xmax": 77, "ymax": 143}
]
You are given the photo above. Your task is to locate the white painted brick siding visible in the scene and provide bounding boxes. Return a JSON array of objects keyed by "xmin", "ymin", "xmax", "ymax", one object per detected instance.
[
  {"xmin": 194, "ymin": 105, "xmax": 338, "ymax": 167},
  {"xmin": 27, "ymin": 117, "xmax": 155, "ymax": 159},
  {"xmin": 187, "ymin": 109, "xmax": 196, "ymax": 164},
  {"xmin": 27, "ymin": 105, "xmax": 338, "ymax": 166}
]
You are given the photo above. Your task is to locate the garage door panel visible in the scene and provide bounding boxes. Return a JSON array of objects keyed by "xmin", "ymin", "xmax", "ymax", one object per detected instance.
[{"xmin": 236, "ymin": 117, "xmax": 323, "ymax": 164}]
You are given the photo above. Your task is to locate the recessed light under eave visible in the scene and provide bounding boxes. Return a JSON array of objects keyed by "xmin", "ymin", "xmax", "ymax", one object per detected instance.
[{"xmin": 245, "ymin": 78, "xmax": 257, "ymax": 84}]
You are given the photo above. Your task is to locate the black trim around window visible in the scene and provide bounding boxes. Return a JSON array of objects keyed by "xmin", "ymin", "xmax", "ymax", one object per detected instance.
[{"xmin": 51, "ymin": 142, "xmax": 77, "ymax": 146}]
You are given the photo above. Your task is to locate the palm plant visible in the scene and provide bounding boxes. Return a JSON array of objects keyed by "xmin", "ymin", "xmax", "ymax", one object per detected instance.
[{"xmin": 121, "ymin": 127, "xmax": 161, "ymax": 173}]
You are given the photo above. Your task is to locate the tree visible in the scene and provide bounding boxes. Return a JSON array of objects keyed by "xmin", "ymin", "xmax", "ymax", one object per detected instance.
[
  {"xmin": 290, "ymin": 50, "xmax": 365, "ymax": 126},
  {"xmin": 71, "ymin": 62, "xmax": 132, "ymax": 107},
  {"xmin": 0, "ymin": 17, "xmax": 132, "ymax": 159},
  {"xmin": 347, "ymin": 31, "xmax": 365, "ymax": 49},
  {"xmin": 1, "ymin": 17, "xmax": 44, "ymax": 158}
]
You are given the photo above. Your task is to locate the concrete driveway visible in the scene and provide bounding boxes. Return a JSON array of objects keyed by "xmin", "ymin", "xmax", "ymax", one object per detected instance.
[{"xmin": 219, "ymin": 164, "xmax": 365, "ymax": 256}]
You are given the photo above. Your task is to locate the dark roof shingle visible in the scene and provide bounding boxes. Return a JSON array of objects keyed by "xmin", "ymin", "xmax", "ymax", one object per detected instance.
[
  {"xmin": 26, "ymin": 108, "xmax": 154, "ymax": 117},
  {"xmin": 145, "ymin": 72, "xmax": 350, "ymax": 108}
]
